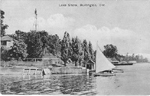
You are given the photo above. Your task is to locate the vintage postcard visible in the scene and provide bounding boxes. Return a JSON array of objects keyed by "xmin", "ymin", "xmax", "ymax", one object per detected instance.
[{"xmin": 1, "ymin": 0, "xmax": 150, "ymax": 95}]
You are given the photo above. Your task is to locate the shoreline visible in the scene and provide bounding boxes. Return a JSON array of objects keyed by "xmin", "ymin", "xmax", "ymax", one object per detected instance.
[
  {"xmin": 0, "ymin": 65, "xmax": 87, "ymax": 75},
  {"xmin": 0, "ymin": 62, "xmax": 149, "ymax": 75}
]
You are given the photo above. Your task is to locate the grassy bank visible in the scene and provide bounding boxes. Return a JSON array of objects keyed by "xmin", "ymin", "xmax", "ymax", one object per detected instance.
[
  {"xmin": 0, "ymin": 60, "xmax": 87, "ymax": 75},
  {"xmin": 0, "ymin": 66, "xmax": 87, "ymax": 75}
]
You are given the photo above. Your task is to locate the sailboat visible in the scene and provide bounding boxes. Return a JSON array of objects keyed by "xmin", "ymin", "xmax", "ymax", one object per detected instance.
[{"xmin": 92, "ymin": 43, "xmax": 116, "ymax": 76}]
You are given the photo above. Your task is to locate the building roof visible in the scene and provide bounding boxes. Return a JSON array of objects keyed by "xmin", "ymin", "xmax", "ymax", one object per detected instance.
[
  {"xmin": 1, "ymin": 36, "xmax": 13, "ymax": 41},
  {"xmin": 87, "ymin": 59, "xmax": 95, "ymax": 64}
]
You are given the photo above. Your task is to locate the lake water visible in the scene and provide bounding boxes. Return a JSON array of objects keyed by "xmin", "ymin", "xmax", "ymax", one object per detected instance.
[
  {"xmin": 0, "ymin": 74, "xmax": 97, "ymax": 95},
  {"xmin": 0, "ymin": 63, "xmax": 150, "ymax": 95}
]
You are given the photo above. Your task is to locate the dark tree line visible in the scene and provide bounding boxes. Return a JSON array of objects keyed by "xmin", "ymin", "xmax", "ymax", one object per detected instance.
[
  {"xmin": 1, "ymin": 10, "xmax": 8, "ymax": 37},
  {"xmin": 103, "ymin": 44, "xmax": 149, "ymax": 63},
  {"xmin": 122, "ymin": 53, "xmax": 148, "ymax": 63},
  {"xmin": 2, "ymin": 30, "xmax": 148, "ymax": 64},
  {"xmin": 1, "ymin": 30, "xmax": 96, "ymax": 66}
]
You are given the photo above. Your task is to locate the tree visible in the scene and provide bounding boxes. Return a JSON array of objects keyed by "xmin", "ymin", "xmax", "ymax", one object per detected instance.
[
  {"xmin": 115, "ymin": 54, "xmax": 124, "ymax": 61},
  {"xmin": 1, "ymin": 47, "xmax": 10, "ymax": 61},
  {"xmin": 143, "ymin": 57, "xmax": 148, "ymax": 62},
  {"xmin": 39, "ymin": 35, "xmax": 49, "ymax": 57},
  {"xmin": 8, "ymin": 40, "xmax": 28, "ymax": 60},
  {"xmin": 12, "ymin": 30, "xmax": 63, "ymax": 59},
  {"xmin": 25, "ymin": 31, "xmax": 38, "ymax": 58},
  {"xmin": 47, "ymin": 34, "xmax": 61, "ymax": 57},
  {"xmin": 82, "ymin": 40, "xmax": 90, "ymax": 67},
  {"xmin": 78, "ymin": 42, "xmax": 84, "ymax": 66},
  {"xmin": 71, "ymin": 37, "xmax": 78, "ymax": 65},
  {"xmin": 14, "ymin": 30, "xmax": 28, "ymax": 41},
  {"xmin": 88, "ymin": 41, "xmax": 94, "ymax": 61},
  {"xmin": 103, "ymin": 44, "xmax": 118, "ymax": 58},
  {"xmin": 71, "ymin": 37, "xmax": 84, "ymax": 66},
  {"xmin": 53, "ymin": 34, "xmax": 61, "ymax": 57},
  {"xmin": 61, "ymin": 32, "xmax": 72, "ymax": 65},
  {"xmin": 1, "ymin": 10, "xmax": 8, "ymax": 36},
  {"xmin": 24, "ymin": 30, "xmax": 50, "ymax": 58}
]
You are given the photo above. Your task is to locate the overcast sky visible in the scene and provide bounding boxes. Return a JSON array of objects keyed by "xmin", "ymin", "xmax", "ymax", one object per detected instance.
[{"xmin": 1, "ymin": 0, "xmax": 150, "ymax": 58}]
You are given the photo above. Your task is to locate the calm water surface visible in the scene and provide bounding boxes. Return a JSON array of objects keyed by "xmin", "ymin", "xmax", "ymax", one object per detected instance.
[
  {"xmin": 1, "ymin": 63, "xmax": 150, "ymax": 95},
  {"xmin": 0, "ymin": 74, "xmax": 97, "ymax": 95}
]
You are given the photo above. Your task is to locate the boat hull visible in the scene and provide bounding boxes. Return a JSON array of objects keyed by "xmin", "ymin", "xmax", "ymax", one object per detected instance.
[
  {"xmin": 93, "ymin": 72, "xmax": 116, "ymax": 77},
  {"xmin": 113, "ymin": 63, "xmax": 133, "ymax": 66},
  {"xmin": 112, "ymin": 68, "xmax": 124, "ymax": 73}
]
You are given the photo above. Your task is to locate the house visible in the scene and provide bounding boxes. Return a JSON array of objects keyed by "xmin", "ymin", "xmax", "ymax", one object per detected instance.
[
  {"xmin": 86, "ymin": 59, "xmax": 95, "ymax": 70},
  {"xmin": 1, "ymin": 35, "xmax": 14, "ymax": 49}
]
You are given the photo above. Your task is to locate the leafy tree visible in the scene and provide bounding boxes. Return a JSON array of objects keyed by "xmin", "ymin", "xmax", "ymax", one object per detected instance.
[
  {"xmin": 71, "ymin": 37, "xmax": 84, "ymax": 66},
  {"xmin": 88, "ymin": 41, "xmax": 94, "ymax": 61},
  {"xmin": 23, "ymin": 30, "xmax": 49, "ymax": 58},
  {"xmin": 53, "ymin": 35, "xmax": 61, "ymax": 57},
  {"xmin": 34, "ymin": 36, "xmax": 43, "ymax": 58},
  {"xmin": 47, "ymin": 34, "xmax": 61, "ymax": 57},
  {"xmin": 71, "ymin": 37, "xmax": 78, "ymax": 65},
  {"xmin": 61, "ymin": 32, "xmax": 72, "ymax": 65},
  {"xmin": 14, "ymin": 30, "xmax": 28, "ymax": 41},
  {"xmin": 8, "ymin": 40, "xmax": 28, "ymax": 60},
  {"xmin": 25, "ymin": 31, "xmax": 37, "ymax": 58},
  {"xmin": 78, "ymin": 40, "xmax": 84, "ymax": 66},
  {"xmin": 143, "ymin": 57, "xmax": 148, "ymax": 62},
  {"xmin": 82, "ymin": 40, "xmax": 90, "ymax": 66},
  {"xmin": 40, "ymin": 34, "xmax": 49, "ymax": 56},
  {"xmin": 1, "ymin": 10, "xmax": 8, "ymax": 36},
  {"xmin": 115, "ymin": 54, "xmax": 124, "ymax": 61},
  {"xmin": 12, "ymin": 30, "xmax": 63, "ymax": 59},
  {"xmin": 103, "ymin": 44, "xmax": 118, "ymax": 58},
  {"xmin": 1, "ymin": 47, "xmax": 10, "ymax": 61}
]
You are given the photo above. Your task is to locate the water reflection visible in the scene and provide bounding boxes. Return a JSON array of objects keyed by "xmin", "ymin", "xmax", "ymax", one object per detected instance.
[
  {"xmin": 1, "ymin": 73, "xmax": 122, "ymax": 95},
  {"xmin": 0, "ymin": 74, "xmax": 96, "ymax": 95},
  {"xmin": 2, "ymin": 63, "xmax": 149, "ymax": 95},
  {"xmin": 95, "ymin": 74, "xmax": 122, "ymax": 95},
  {"xmin": 59, "ymin": 75, "xmax": 95, "ymax": 94}
]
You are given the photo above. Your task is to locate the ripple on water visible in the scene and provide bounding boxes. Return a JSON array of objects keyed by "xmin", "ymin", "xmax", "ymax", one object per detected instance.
[{"xmin": 0, "ymin": 74, "xmax": 96, "ymax": 95}]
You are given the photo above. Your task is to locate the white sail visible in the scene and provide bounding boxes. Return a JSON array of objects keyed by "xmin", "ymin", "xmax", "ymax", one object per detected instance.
[{"xmin": 96, "ymin": 44, "xmax": 115, "ymax": 73}]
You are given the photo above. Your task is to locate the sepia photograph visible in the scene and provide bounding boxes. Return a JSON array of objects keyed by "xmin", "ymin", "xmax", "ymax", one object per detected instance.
[{"xmin": 0, "ymin": 0, "xmax": 150, "ymax": 95}]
